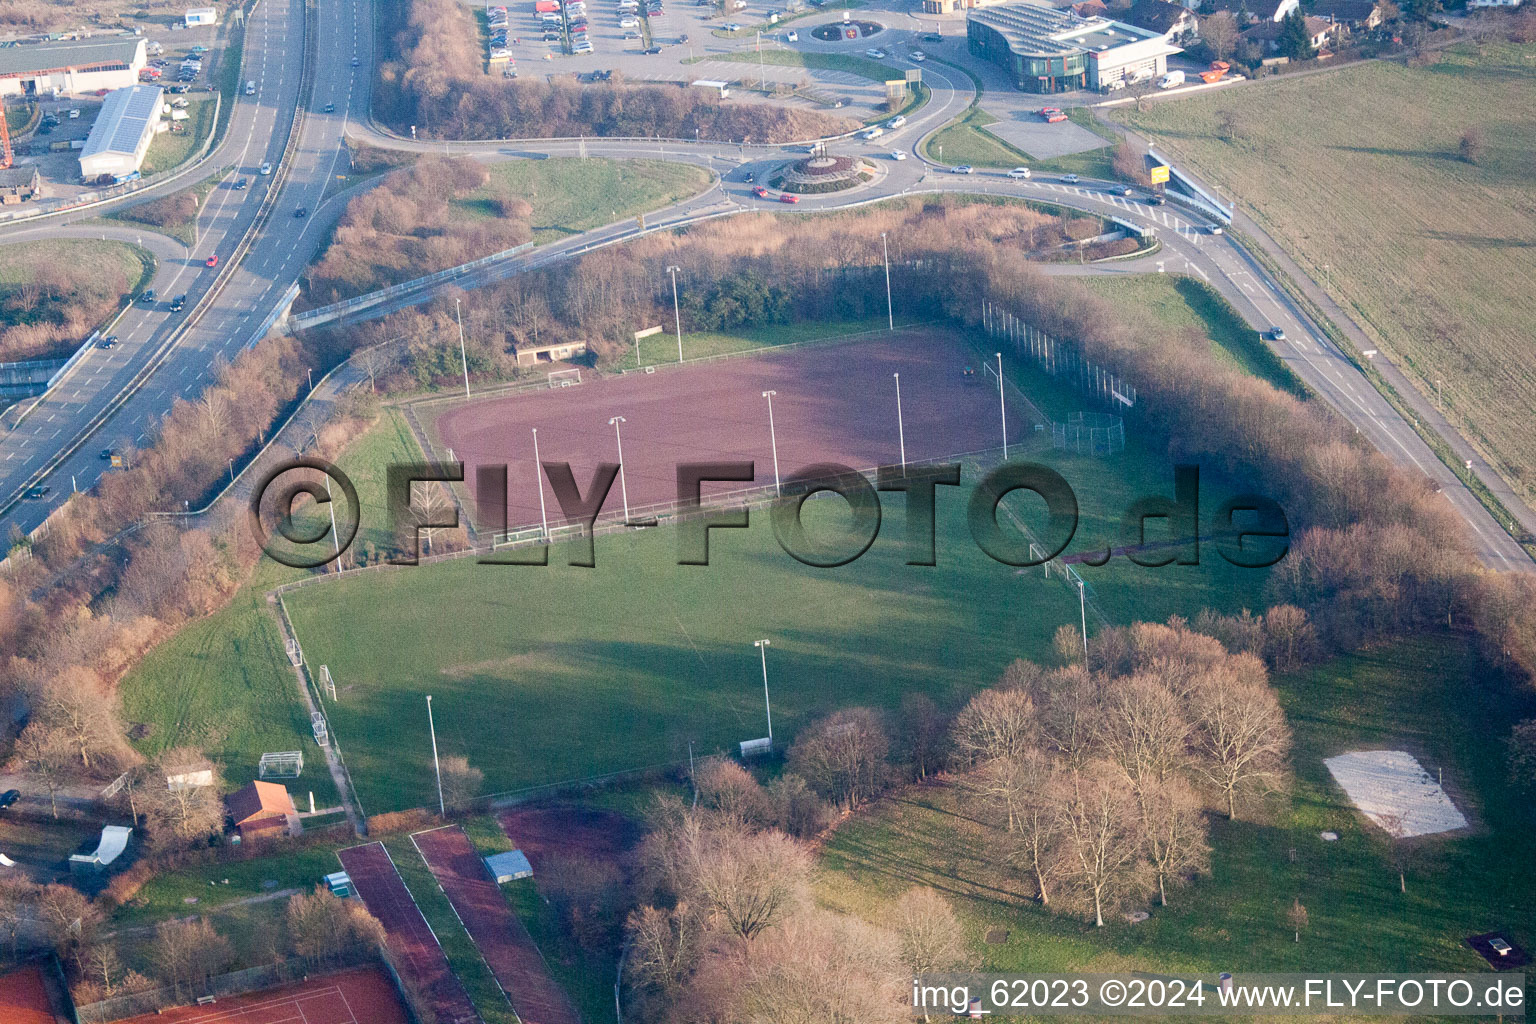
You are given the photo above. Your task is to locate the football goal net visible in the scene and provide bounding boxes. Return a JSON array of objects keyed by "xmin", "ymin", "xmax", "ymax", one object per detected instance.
[
  {"xmin": 318, "ymin": 665, "xmax": 337, "ymax": 701},
  {"xmin": 548, "ymin": 369, "xmax": 582, "ymax": 388},
  {"xmin": 259, "ymin": 751, "xmax": 304, "ymax": 779}
]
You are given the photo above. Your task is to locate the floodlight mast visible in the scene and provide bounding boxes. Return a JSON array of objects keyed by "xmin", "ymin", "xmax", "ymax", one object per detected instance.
[
  {"xmin": 609, "ymin": 416, "xmax": 630, "ymax": 522},
  {"xmin": 426, "ymin": 695, "xmax": 444, "ymax": 816},
  {"xmin": 754, "ymin": 639, "xmax": 773, "ymax": 743},
  {"xmin": 893, "ymin": 372, "xmax": 906, "ymax": 474},
  {"xmin": 666, "ymin": 266, "xmax": 683, "ymax": 362},
  {"xmin": 761, "ymin": 391, "xmax": 781, "ymax": 495}
]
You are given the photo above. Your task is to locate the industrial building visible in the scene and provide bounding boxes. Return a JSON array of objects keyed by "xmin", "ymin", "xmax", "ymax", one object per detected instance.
[
  {"xmin": 184, "ymin": 6, "xmax": 219, "ymax": 24},
  {"xmin": 0, "ymin": 37, "xmax": 147, "ymax": 99},
  {"xmin": 967, "ymin": 4, "xmax": 1181, "ymax": 92},
  {"xmin": 78, "ymin": 84, "xmax": 163, "ymax": 181}
]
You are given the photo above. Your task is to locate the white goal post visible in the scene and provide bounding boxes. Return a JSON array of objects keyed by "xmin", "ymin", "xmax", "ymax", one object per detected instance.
[
  {"xmin": 259, "ymin": 751, "xmax": 304, "ymax": 779},
  {"xmin": 548, "ymin": 369, "xmax": 582, "ymax": 388},
  {"xmin": 285, "ymin": 637, "xmax": 303, "ymax": 667},
  {"xmin": 319, "ymin": 665, "xmax": 337, "ymax": 701}
]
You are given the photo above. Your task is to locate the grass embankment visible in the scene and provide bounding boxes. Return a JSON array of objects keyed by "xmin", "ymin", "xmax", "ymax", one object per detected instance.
[
  {"xmin": 822, "ymin": 632, "xmax": 1536, "ymax": 977},
  {"xmin": 0, "ymin": 239, "xmax": 155, "ymax": 362},
  {"xmin": 118, "ymin": 410, "xmax": 425, "ymax": 804},
  {"xmin": 105, "ymin": 173, "xmax": 225, "ymax": 246},
  {"xmin": 925, "ymin": 106, "xmax": 1116, "ymax": 179},
  {"xmin": 460, "ymin": 158, "xmax": 712, "ymax": 244},
  {"xmin": 687, "ymin": 47, "xmax": 894, "ymax": 81},
  {"xmin": 1118, "ymin": 41, "xmax": 1536, "ymax": 502},
  {"xmin": 1078, "ymin": 274, "xmax": 1303, "ymax": 395},
  {"xmin": 141, "ymin": 96, "xmax": 218, "ymax": 177}
]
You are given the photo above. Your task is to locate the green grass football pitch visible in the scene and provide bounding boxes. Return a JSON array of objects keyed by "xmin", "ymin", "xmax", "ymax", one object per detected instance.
[{"xmin": 282, "ymin": 435, "xmax": 1271, "ymax": 815}]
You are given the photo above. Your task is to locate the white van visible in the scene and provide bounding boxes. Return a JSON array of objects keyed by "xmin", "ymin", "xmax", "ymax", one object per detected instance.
[{"xmin": 245, "ymin": 80, "xmax": 256, "ymax": 95}]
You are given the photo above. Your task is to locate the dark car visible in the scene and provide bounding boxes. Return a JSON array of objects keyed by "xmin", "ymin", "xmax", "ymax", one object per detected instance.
[
  {"xmin": 351, "ymin": 56, "xmax": 361, "ymax": 67},
  {"xmin": 643, "ymin": 44, "xmax": 662, "ymax": 52},
  {"xmin": 0, "ymin": 790, "xmax": 19, "ymax": 809},
  {"xmin": 170, "ymin": 294, "xmax": 187, "ymax": 312},
  {"xmin": 23, "ymin": 485, "xmax": 51, "ymax": 500},
  {"xmin": 140, "ymin": 289, "xmax": 157, "ymax": 305},
  {"xmin": 100, "ymin": 448, "xmax": 114, "ymax": 460},
  {"xmin": 1148, "ymin": 193, "xmax": 1165, "ymax": 205},
  {"xmin": 98, "ymin": 336, "xmax": 119, "ymax": 349},
  {"xmin": 322, "ymin": 102, "xmax": 335, "ymax": 113},
  {"xmin": 233, "ymin": 177, "xmax": 248, "ymax": 190},
  {"xmin": 922, "ymin": 32, "xmax": 943, "ymax": 42}
]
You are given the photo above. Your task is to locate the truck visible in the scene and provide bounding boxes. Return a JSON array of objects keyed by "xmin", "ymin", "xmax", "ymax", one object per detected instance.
[{"xmin": 1157, "ymin": 70, "xmax": 1185, "ymax": 89}]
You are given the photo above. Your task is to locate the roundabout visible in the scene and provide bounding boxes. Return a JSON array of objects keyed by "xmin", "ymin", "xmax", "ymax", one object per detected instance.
[
  {"xmin": 772, "ymin": 153, "xmax": 876, "ymax": 194},
  {"xmin": 810, "ymin": 19, "xmax": 885, "ymax": 41}
]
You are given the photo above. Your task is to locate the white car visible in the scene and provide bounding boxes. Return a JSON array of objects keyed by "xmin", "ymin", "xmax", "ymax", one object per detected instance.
[
  {"xmin": 1209, "ymin": 225, "xmax": 1224, "ymax": 235},
  {"xmin": 864, "ymin": 48, "xmax": 886, "ymax": 58},
  {"xmin": 621, "ymin": 16, "xmax": 639, "ymax": 25},
  {"xmin": 1006, "ymin": 166, "xmax": 1030, "ymax": 179},
  {"xmin": 723, "ymin": 22, "xmax": 741, "ymax": 30},
  {"xmin": 1061, "ymin": 173, "xmax": 1079, "ymax": 183},
  {"xmin": 889, "ymin": 150, "xmax": 906, "ymax": 160},
  {"xmin": 910, "ymin": 50, "xmax": 925, "ymax": 61},
  {"xmin": 259, "ymin": 162, "xmax": 273, "ymax": 175},
  {"xmin": 951, "ymin": 165, "xmax": 973, "ymax": 174},
  {"xmin": 573, "ymin": 40, "xmax": 594, "ymax": 52},
  {"xmin": 785, "ymin": 29, "xmax": 797, "ymax": 41},
  {"xmin": 67, "ymin": 108, "xmax": 81, "ymax": 119},
  {"xmin": 886, "ymin": 115, "xmax": 906, "ymax": 128},
  {"xmin": 860, "ymin": 127, "xmax": 884, "ymax": 140}
]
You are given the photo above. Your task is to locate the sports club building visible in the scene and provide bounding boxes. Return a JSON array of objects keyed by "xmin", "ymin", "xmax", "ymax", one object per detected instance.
[{"xmin": 967, "ymin": 3, "xmax": 1181, "ymax": 93}]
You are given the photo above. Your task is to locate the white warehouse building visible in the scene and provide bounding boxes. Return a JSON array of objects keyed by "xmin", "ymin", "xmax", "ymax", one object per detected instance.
[
  {"xmin": 78, "ymin": 84, "xmax": 164, "ymax": 181},
  {"xmin": 0, "ymin": 37, "xmax": 146, "ymax": 99},
  {"xmin": 184, "ymin": 7, "xmax": 219, "ymax": 25}
]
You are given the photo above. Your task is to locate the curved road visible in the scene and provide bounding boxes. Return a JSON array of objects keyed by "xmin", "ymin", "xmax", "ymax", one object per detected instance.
[{"xmin": 1, "ymin": 4, "xmax": 1528, "ymax": 574}]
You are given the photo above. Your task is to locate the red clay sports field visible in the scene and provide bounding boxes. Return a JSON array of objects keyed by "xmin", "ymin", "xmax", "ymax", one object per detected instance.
[
  {"xmin": 432, "ymin": 330, "xmax": 1037, "ymax": 529},
  {"xmin": 111, "ymin": 967, "xmax": 409, "ymax": 1024}
]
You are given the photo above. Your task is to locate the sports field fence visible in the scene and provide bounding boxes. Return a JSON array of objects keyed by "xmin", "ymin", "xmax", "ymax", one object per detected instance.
[{"xmin": 980, "ymin": 299, "xmax": 1137, "ymax": 410}]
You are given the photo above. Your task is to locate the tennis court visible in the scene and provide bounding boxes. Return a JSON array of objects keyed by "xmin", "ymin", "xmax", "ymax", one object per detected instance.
[{"xmin": 110, "ymin": 967, "xmax": 409, "ymax": 1024}]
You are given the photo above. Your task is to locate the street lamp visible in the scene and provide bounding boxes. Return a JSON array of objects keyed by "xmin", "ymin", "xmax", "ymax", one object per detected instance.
[
  {"xmin": 666, "ymin": 265, "xmax": 684, "ymax": 362},
  {"xmin": 455, "ymin": 298, "xmax": 471, "ymax": 400},
  {"xmin": 762, "ymin": 390, "xmax": 781, "ymax": 495},
  {"xmin": 1076, "ymin": 578, "xmax": 1088, "ymax": 658},
  {"xmin": 754, "ymin": 639, "xmax": 773, "ymax": 743},
  {"xmin": 881, "ymin": 231, "xmax": 894, "ymax": 331},
  {"xmin": 609, "ymin": 416, "xmax": 630, "ymax": 522},
  {"xmin": 893, "ymin": 373, "xmax": 906, "ymax": 474},
  {"xmin": 996, "ymin": 352, "xmax": 1008, "ymax": 459},
  {"xmin": 426, "ymin": 695, "xmax": 445, "ymax": 816},
  {"xmin": 532, "ymin": 427, "xmax": 549, "ymax": 541}
]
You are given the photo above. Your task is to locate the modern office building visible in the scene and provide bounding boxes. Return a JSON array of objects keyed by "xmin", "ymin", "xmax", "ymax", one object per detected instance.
[{"xmin": 967, "ymin": 4, "xmax": 1182, "ymax": 92}]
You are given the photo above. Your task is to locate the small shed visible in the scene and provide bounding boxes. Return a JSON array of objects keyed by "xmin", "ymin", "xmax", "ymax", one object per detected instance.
[
  {"xmin": 324, "ymin": 870, "xmax": 354, "ymax": 897},
  {"xmin": 226, "ymin": 780, "xmax": 300, "ymax": 839},
  {"xmin": 484, "ymin": 849, "xmax": 533, "ymax": 883},
  {"xmin": 184, "ymin": 7, "xmax": 217, "ymax": 25},
  {"xmin": 513, "ymin": 339, "xmax": 588, "ymax": 367}
]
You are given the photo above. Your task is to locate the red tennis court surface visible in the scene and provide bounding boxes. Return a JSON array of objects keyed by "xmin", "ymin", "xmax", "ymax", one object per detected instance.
[
  {"xmin": 498, "ymin": 805, "xmax": 640, "ymax": 871},
  {"xmin": 434, "ymin": 329, "xmax": 1035, "ymax": 528},
  {"xmin": 110, "ymin": 967, "xmax": 409, "ymax": 1024},
  {"xmin": 336, "ymin": 842, "xmax": 479, "ymax": 1024},
  {"xmin": 413, "ymin": 825, "xmax": 579, "ymax": 1024},
  {"xmin": 0, "ymin": 963, "xmax": 62, "ymax": 1024}
]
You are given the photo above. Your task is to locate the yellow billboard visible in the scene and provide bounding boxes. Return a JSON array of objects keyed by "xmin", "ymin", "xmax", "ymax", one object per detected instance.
[{"xmin": 1149, "ymin": 164, "xmax": 1171, "ymax": 185}]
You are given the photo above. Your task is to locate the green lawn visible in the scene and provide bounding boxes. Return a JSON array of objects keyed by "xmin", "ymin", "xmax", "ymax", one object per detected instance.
[
  {"xmin": 141, "ymin": 96, "xmax": 217, "ymax": 177},
  {"xmin": 924, "ymin": 106, "xmax": 1115, "ymax": 179},
  {"xmin": 110, "ymin": 843, "xmax": 350, "ymax": 927},
  {"xmin": 1119, "ymin": 41, "xmax": 1536, "ymax": 501},
  {"xmin": 282, "ymin": 327, "xmax": 1270, "ymax": 814},
  {"xmin": 687, "ymin": 48, "xmax": 895, "ymax": 81},
  {"xmin": 614, "ymin": 315, "xmax": 896, "ymax": 371},
  {"xmin": 0, "ymin": 238, "xmax": 152, "ymax": 296},
  {"xmin": 458, "ymin": 159, "xmax": 713, "ymax": 244},
  {"xmin": 105, "ymin": 173, "xmax": 225, "ymax": 246},
  {"xmin": 117, "ymin": 409, "xmax": 426, "ymax": 803},
  {"xmin": 821, "ymin": 632, "xmax": 1536, "ymax": 978},
  {"xmin": 1078, "ymin": 274, "xmax": 1303, "ymax": 396}
]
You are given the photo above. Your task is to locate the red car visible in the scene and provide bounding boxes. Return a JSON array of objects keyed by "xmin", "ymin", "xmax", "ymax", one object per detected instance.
[
  {"xmin": 1040, "ymin": 106, "xmax": 1068, "ymax": 123},
  {"xmin": 751, "ymin": 185, "xmax": 769, "ymax": 197},
  {"xmin": 778, "ymin": 192, "xmax": 799, "ymax": 204},
  {"xmin": 205, "ymin": 254, "xmax": 220, "ymax": 267}
]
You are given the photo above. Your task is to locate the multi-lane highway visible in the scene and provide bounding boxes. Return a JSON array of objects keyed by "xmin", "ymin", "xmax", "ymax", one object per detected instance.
[{"xmin": 1, "ymin": 3, "xmax": 1529, "ymax": 574}]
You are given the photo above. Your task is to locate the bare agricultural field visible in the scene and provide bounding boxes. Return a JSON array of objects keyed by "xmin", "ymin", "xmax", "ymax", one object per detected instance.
[{"xmin": 1121, "ymin": 42, "xmax": 1536, "ymax": 499}]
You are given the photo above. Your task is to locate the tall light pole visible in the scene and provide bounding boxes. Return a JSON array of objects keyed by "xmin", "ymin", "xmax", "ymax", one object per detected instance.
[
  {"xmin": 893, "ymin": 373, "xmax": 906, "ymax": 474},
  {"xmin": 881, "ymin": 231, "xmax": 893, "ymax": 331},
  {"xmin": 754, "ymin": 639, "xmax": 773, "ymax": 743},
  {"xmin": 609, "ymin": 415, "xmax": 630, "ymax": 522},
  {"xmin": 1072, "ymin": 578, "xmax": 1088, "ymax": 658},
  {"xmin": 426, "ymin": 695, "xmax": 445, "ymax": 816},
  {"xmin": 666, "ymin": 265, "xmax": 683, "ymax": 362},
  {"xmin": 532, "ymin": 428, "xmax": 549, "ymax": 541},
  {"xmin": 996, "ymin": 352, "xmax": 1008, "ymax": 459},
  {"xmin": 762, "ymin": 390, "xmax": 781, "ymax": 495},
  {"xmin": 455, "ymin": 298, "xmax": 471, "ymax": 400}
]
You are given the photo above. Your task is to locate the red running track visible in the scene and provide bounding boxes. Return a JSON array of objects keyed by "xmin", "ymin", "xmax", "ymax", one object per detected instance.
[
  {"xmin": 336, "ymin": 842, "xmax": 480, "ymax": 1024},
  {"xmin": 413, "ymin": 825, "xmax": 580, "ymax": 1024},
  {"xmin": 111, "ymin": 967, "xmax": 411, "ymax": 1024}
]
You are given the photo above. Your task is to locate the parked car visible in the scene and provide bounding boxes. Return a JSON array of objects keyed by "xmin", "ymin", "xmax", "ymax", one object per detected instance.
[
  {"xmin": 573, "ymin": 40, "xmax": 594, "ymax": 52},
  {"xmin": 620, "ymin": 16, "xmax": 639, "ymax": 26},
  {"xmin": 643, "ymin": 44, "xmax": 662, "ymax": 52},
  {"xmin": 100, "ymin": 448, "xmax": 115, "ymax": 460},
  {"xmin": 67, "ymin": 108, "xmax": 81, "ymax": 119},
  {"xmin": 205, "ymin": 254, "xmax": 220, "ymax": 267},
  {"xmin": 1006, "ymin": 166, "xmax": 1030, "ymax": 179},
  {"xmin": 778, "ymin": 192, "xmax": 800, "ymax": 203},
  {"xmin": 0, "ymin": 790, "xmax": 19, "ymax": 809},
  {"xmin": 950, "ymin": 165, "xmax": 973, "ymax": 174}
]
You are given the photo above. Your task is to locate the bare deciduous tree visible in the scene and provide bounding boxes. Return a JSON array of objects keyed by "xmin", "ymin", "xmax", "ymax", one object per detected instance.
[
  {"xmin": 788, "ymin": 707, "xmax": 890, "ymax": 811},
  {"xmin": 892, "ymin": 887, "xmax": 968, "ymax": 1021},
  {"xmin": 1186, "ymin": 667, "xmax": 1291, "ymax": 819},
  {"xmin": 949, "ymin": 687, "xmax": 1037, "ymax": 771},
  {"xmin": 1139, "ymin": 777, "xmax": 1210, "ymax": 906},
  {"xmin": 1054, "ymin": 763, "xmax": 1150, "ymax": 927},
  {"xmin": 695, "ymin": 755, "xmax": 768, "ymax": 828},
  {"xmin": 438, "ymin": 754, "xmax": 484, "ymax": 812}
]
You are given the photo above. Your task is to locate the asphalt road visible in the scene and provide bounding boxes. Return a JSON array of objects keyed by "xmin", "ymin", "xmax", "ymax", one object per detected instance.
[{"xmin": 0, "ymin": 2, "xmax": 1528, "ymax": 575}]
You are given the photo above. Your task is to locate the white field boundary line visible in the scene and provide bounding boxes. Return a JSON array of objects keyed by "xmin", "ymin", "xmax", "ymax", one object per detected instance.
[
  {"xmin": 406, "ymin": 827, "xmax": 516, "ymax": 1011},
  {"xmin": 0, "ymin": 0, "xmax": 315, "ymax": 519}
]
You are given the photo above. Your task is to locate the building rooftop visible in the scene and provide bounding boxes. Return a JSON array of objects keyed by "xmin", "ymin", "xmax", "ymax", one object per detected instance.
[
  {"xmin": 968, "ymin": 3, "xmax": 1170, "ymax": 56},
  {"xmin": 80, "ymin": 84, "xmax": 162, "ymax": 160},
  {"xmin": 1123, "ymin": 0, "xmax": 1195, "ymax": 32},
  {"xmin": 0, "ymin": 36, "xmax": 142, "ymax": 77},
  {"xmin": 226, "ymin": 780, "xmax": 297, "ymax": 825}
]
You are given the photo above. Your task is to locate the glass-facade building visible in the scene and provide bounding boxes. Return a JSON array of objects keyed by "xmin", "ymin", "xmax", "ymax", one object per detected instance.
[{"xmin": 966, "ymin": 4, "xmax": 1180, "ymax": 93}]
